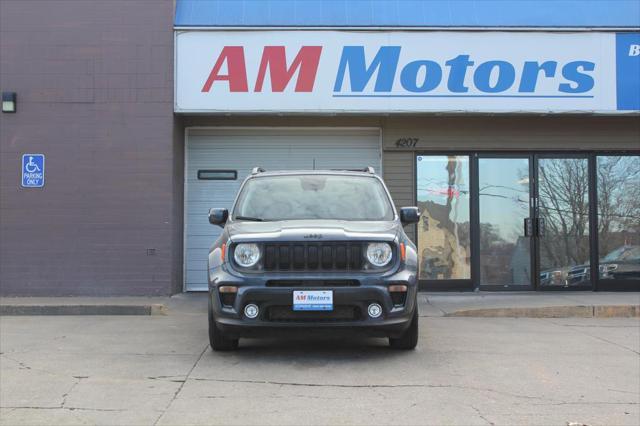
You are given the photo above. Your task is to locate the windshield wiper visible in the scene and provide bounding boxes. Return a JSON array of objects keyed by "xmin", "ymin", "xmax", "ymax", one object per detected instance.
[{"xmin": 234, "ymin": 215, "xmax": 265, "ymax": 222}]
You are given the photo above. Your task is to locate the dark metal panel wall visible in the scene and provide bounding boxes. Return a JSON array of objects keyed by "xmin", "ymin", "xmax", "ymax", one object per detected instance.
[{"xmin": 0, "ymin": 0, "xmax": 177, "ymax": 296}]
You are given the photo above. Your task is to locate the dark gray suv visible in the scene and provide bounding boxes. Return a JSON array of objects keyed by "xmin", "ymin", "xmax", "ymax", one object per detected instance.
[{"xmin": 206, "ymin": 168, "xmax": 421, "ymax": 351}]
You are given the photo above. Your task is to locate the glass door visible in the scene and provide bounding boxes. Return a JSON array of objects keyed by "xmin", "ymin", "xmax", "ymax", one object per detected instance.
[
  {"xmin": 478, "ymin": 157, "xmax": 533, "ymax": 289},
  {"xmin": 535, "ymin": 156, "xmax": 592, "ymax": 290}
]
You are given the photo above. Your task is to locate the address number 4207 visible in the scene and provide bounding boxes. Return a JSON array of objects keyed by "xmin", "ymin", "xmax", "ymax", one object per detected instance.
[{"xmin": 395, "ymin": 138, "xmax": 419, "ymax": 148}]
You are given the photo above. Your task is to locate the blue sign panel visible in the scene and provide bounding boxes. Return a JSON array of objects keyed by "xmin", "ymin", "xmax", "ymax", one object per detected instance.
[
  {"xmin": 616, "ymin": 33, "xmax": 640, "ymax": 111},
  {"xmin": 175, "ymin": 0, "xmax": 640, "ymax": 28},
  {"xmin": 21, "ymin": 154, "xmax": 45, "ymax": 188}
]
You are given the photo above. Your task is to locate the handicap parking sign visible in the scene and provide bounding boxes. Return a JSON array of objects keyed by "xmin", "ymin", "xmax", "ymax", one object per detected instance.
[{"xmin": 21, "ymin": 154, "xmax": 45, "ymax": 188}]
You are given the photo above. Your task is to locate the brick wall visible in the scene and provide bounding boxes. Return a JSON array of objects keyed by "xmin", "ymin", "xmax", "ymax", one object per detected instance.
[{"xmin": 0, "ymin": 0, "xmax": 178, "ymax": 295}]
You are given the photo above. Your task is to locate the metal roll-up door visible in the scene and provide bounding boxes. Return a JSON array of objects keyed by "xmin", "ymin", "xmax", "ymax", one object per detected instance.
[{"xmin": 184, "ymin": 128, "xmax": 382, "ymax": 291}]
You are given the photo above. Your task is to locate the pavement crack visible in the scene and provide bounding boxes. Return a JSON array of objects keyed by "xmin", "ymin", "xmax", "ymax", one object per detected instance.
[
  {"xmin": 585, "ymin": 334, "xmax": 639, "ymax": 355},
  {"xmin": 546, "ymin": 320, "xmax": 640, "ymax": 355},
  {"xmin": 192, "ymin": 378, "xmax": 429, "ymax": 388},
  {"xmin": 548, "ymin": 324, "xmax": 640, "ymax": 328},
  {"xmin": 190, "ymin": 378, "xmax": 552, "ymax": 401},
  {"xmin": 1, "ymin": 355, "xmax": 32, "ymax": 370},
  {"xmin": 471, "ymin": 405, "xmax": 495, "ymax": 426},
  {"xmin": 530, "ymin": 401, "xmax": 639, "ymax": 406},
  {"xmin": 148, "ymin": 375, "xmax": 187, "ymax": 383},
  {"xmin": 0, "ymin": 354, "xmax": 65, "ymax": 377},
  {"xmin": 66, "ymin": 407, "xmax": 126, "ymax": 412},
  {"xmin": 608, "ymin": 388, "xmax": 640, "ymax": 395},
  {"xmin": 60, "ymin": 376, "xmax": 86, "ymax": 409},
  {"xmin": 1, "ymin": 406, "xmax": 124, "ymax": 412},
  {"xmin": 152, "ymin": 343, "xmax": 209, "ymax": 426}
]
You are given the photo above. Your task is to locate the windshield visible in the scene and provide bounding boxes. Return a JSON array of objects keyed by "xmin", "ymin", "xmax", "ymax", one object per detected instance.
[
  {"xmin": 602, "ymin": 245, "xmax": 640, "ymax": 262},
  {"xmin": 233, "ymin": 174, "xmax": 395, "ymax": 221}
]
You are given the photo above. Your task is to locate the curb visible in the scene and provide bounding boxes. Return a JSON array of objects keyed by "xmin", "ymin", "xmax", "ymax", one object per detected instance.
[
  {"xmin": 0, "ymin": 304, "xmax": 167, "ymax": 316},
  {"xmin": 446, "ymin": 305, "xmax": 640, "ymax": 318}
]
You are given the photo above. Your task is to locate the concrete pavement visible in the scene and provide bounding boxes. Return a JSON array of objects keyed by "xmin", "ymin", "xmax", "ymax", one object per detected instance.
[
  {"xmin": 2, "ymin": 291, "xmax": 640, "ymax": 318},
  {"xmin": 421, "ymin": 292, "xmax": 640, "ymax": 318},
  {"xmin": 1, "ymin": 296, "xmax": 639, "ymax": 425}
]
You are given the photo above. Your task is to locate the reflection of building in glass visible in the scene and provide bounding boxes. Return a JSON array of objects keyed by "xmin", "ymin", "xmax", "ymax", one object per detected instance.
[
  {"xmin": 417, "ymin": 155, "xmax": 471, "ymax": 280},
  {"xmin": 417, "ymin": 205, "xmax": 470, "ymax": 280}
]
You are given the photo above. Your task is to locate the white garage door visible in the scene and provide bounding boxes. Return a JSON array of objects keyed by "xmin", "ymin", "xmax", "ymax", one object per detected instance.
[{"xmin": 184, "ymin": 128, "xmax": 382, "ymax": 291}]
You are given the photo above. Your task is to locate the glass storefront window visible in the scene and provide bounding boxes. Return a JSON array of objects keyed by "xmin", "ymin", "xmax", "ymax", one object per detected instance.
[
  {"xmin": 597, "ymin": 156, "xmax": 640, "ymax": 281},
  {"xmin": 537, "ymin": 157, "xmax": 591, "ymax": 288},
  {"xmin": 416, "ymin": 155, "xmax": 471, "ymax": 280}
]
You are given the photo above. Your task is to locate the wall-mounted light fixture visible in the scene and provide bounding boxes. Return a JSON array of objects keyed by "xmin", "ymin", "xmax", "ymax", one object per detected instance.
[{"xmin": 2, "ymin": 92, "xmax": 17, "ymax": 113}]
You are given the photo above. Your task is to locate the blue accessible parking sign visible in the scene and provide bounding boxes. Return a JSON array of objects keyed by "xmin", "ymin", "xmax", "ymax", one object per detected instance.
[{"xmin": 21, "ymin": 154, "xmax": 45, "ymax": 188}]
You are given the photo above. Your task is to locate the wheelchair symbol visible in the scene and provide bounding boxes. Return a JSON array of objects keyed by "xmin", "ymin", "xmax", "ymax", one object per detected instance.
[{"xmin": 25, "ymin": 156, "xmax": 41, "ymax": 173}]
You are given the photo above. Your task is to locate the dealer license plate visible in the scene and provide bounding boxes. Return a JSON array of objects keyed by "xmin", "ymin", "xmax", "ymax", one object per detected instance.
[{"xmin": 292, "ymin": 290, "xmax": 333, "ymax": 311}]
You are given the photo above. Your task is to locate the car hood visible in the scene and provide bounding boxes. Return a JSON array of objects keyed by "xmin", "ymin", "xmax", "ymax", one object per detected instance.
[{"xmin": 227, "ymin": 219, "xmax": 400, "ymax": 242}]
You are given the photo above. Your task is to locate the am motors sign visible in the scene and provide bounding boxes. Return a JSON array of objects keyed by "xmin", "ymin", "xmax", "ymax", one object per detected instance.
[{"xmin": 175, "ymin": 31, "xmax": 640, "ymax": 113}]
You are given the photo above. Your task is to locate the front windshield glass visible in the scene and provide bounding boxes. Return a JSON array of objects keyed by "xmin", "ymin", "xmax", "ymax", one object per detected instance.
[
  {"xmin": 602, "ymin": 245, "xmax": 640, "ymax": 262},
  {"xmin": 233, "ymin": 175, "xmax": 394, "ymax": 221}
]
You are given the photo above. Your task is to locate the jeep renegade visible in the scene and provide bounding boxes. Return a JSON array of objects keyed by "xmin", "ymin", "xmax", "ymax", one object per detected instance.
[{"xmin": 206, "ymin": 167, "xmax": 421, "ymax": 351}]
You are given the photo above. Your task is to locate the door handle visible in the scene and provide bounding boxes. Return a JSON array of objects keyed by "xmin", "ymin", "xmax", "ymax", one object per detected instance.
[{"xmin": 524, "ymin": 218, "xmax": 534, "ymax": 237}]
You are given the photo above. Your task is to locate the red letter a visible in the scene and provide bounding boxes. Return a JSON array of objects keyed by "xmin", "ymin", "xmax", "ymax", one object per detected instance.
[{"xmin": 201, "ymin": 46, "xmax": 248, "ymax": 92}]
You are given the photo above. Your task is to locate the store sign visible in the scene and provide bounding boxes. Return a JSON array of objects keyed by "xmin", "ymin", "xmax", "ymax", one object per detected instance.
[{"xmin": 175, "ymin": 31, "xmax": 640, "ymax": 113}]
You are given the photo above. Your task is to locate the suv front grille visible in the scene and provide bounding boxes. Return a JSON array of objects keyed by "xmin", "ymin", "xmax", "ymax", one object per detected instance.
[
  {"xmin": 266, "ymin": 305, "xmax": 360, "ymax": 322},
  {"xmin": 266, "ymin": 280, "xmax": 359, "ymax": 287},
  {"xmin": 263, "ymin": 242, "xmax": 364, "ymax": 272}
]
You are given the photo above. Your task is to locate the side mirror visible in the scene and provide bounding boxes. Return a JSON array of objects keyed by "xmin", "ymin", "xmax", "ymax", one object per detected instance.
[
  {"xmin": 400, "ymin": 207, "xmax": 420, "ymax": 225},
  {"xmin": 208, "ymin": 208, "xmax": 229, "ymax": 227}
]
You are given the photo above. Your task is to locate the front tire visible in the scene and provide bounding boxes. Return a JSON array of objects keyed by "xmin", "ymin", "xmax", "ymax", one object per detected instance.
[
  {"xmin": 389, "ymin": 307, "xmax": 419, "ymax": 350},
  {"xmin": 208, "ymin": 297, "xmax": 238, "ymax": 351}
]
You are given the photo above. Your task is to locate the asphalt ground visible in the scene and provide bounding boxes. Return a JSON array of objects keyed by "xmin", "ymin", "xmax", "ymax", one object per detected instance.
[{"xmin": 1, "ymin": 305, "xmax": 639, "ymax": 425}]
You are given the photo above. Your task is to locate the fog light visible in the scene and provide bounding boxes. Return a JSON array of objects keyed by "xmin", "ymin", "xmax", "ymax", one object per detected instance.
[
  {"xmin": 368, "ymin": 303, "xmax": 382, "ymax": 318},
  {"xmin": 244, "ymin": 304, "xmax": 259, "ymax": 319}
]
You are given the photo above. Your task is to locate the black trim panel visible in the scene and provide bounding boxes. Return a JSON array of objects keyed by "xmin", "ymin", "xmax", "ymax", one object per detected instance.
[{"xmin": 198, "ymin": 169, "xmax": 237, "ymax": 180}]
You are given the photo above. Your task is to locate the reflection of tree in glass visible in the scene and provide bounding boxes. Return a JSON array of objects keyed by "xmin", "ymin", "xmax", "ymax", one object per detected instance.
[
  {"xmin": 538, "ymin": 159, "xmax": 590, "ymax": 270},
  {"xmin": 446, "ymin": 156, "xmax": 462, "ymax": 277},
  {"xmin": 479, "ymin": 179, "xmax": 529, "ymax": 239},
  {"xmin": 598, "ymin": 156, "xmax": 640, "ymax": 256}
]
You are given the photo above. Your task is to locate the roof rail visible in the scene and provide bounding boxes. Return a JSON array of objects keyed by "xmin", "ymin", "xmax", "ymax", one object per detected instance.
[
  {"xmin": 330, "ymin": 167, "xmax": 376, "ymax": 174},
  {"xmin": 251, "ymin": 167, "xmax": 265, "ymax": 175}
]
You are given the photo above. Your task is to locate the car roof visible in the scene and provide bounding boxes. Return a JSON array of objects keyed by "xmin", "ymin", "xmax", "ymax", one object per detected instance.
[{"xmin": 248, "ymin": 169, "xmax": 378, "ymax": 178}]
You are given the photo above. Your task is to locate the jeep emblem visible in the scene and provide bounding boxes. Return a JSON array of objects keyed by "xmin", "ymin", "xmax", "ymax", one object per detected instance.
[{"xmin": 303, "ymin": 233, "xmax": 323, "ymax": 239}]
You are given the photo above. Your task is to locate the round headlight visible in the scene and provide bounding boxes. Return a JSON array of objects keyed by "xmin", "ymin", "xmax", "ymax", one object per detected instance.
[
  {"xmin": 234, "ymin": 243, "xmax": 260, "ymax": 267},
  {"xmin": 366, "ymin": 242, "xmax": 393, "ymax": 267}
]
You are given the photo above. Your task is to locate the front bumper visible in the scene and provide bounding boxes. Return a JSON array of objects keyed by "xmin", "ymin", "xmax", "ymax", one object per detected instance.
[{"xmin": 209, "ymin": 267, "xmax": 417, "ymax": 339}]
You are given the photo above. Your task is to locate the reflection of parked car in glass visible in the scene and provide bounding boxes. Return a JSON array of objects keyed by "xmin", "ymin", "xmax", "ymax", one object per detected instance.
[
  {"xmin": 540, "ymin": 270, "xmax": 565, "ymax": 286},
  {"xmin": 566, "ymin": 245, "xmax": 640, "ymax": 285},
  {"xmin": 600, "ymin": 245, "xmax": 640, "ymax": 280}
]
